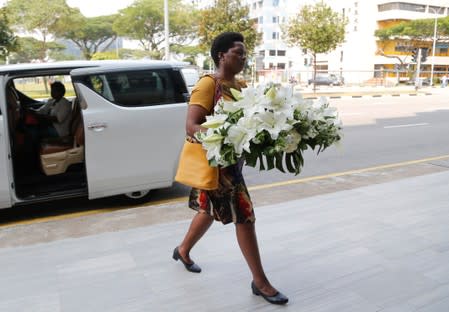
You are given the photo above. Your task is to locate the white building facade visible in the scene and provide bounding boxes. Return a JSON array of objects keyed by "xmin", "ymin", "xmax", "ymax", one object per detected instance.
[{"xmin": 247, "ymin": 0, "xmax": 449, "ymax": 84}]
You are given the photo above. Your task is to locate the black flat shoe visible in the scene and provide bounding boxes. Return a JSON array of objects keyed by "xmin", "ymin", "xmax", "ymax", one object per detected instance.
[
  {"xmin": 172, "ymin": 247, "xmax": 201, "ymax": 273},
  {"xmin": 251, "ymin": 281, "xmax": 288, "ymax": 305}
]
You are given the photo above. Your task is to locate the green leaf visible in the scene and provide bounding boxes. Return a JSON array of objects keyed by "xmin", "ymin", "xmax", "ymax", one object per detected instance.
[
  {"xmin": 266, "ymin": 154, "xmax": 275, "ymax": 170},
  {"xmin": 275, "ymin": 153, "xmax": 285, "ymax": 173},
  {"xmin": 285, "ymin": 153, "xmax": 296, "ymax": 173},
  {"xmin": 258, "ymin": 152, "xmax": 266, "ymax": 171}
]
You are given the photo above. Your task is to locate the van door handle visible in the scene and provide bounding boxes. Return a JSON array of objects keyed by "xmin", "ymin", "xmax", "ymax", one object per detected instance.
[{"xmin": 87, "ymin": 123, "xmax": 107, "ymax": 132}]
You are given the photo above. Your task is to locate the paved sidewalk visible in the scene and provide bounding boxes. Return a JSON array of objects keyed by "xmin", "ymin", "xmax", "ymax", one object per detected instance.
[{"xmin": 0, "ymin": 171, "xmax": 448, "ymax": 311}]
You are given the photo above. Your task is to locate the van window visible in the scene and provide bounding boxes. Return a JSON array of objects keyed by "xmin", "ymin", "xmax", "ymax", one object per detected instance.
[
  {"xmin": 87, "ymin": 69, "xmax": 186, "ymax": 107},
  {"xmin": 14, "ymin": 75, "xmax": 75, "ymax": 100}
]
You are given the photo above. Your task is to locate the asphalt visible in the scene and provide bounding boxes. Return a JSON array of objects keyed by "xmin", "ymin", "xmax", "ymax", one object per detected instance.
[{"xmin": 0, "ymin": 164, "xmax": 448, "ymax": 311}]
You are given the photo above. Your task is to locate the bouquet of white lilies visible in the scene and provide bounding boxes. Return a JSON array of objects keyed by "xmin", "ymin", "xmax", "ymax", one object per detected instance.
[{"xmin": 195, "ymin": 83, "xmax": 343, "ymax": 174}]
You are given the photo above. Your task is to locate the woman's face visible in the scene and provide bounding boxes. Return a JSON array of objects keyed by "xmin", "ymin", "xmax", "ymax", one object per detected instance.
[{"xmin": 219, "ymin": 41, "xmax": 247, "ymax": 74}]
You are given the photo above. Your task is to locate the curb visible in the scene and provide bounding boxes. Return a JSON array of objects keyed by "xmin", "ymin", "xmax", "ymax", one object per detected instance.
[{"xmin": 303, "ymin": 92, "xmax": 432, "ymax": 100}]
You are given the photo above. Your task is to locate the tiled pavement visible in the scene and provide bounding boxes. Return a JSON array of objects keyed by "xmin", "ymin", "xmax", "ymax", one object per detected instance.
[{"xmin": 0, "ymin": 170, "xmax": 448, "ymax": 311}]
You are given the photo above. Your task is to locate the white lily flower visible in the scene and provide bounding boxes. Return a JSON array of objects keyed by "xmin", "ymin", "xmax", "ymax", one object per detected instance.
[
  {"xmin": 256, "ymin": 110, "xmax": 292, "ymax": 140},
  {"xmin": 230, "ymin": 88, "xmax": 244, "ymax": 101},
  {"xmin": 202, "ymin": 114, "xmax": 228, "ymax": 128},
  {"xmin": 201, "ymin": 133, "xmax": 224, "ymax": 161},
  {"xmin": 225, "ymin": 124, "xmax": 252, "ymax": 155},
  {"xmin": 221, "ymin": 100, "xmax": 240, "ymax": 113}
]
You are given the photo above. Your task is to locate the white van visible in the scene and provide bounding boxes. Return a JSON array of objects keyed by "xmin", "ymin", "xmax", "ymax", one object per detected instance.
[{"xmin": 0, "ymin": 60, "xmax": 189, "ymax": 209}]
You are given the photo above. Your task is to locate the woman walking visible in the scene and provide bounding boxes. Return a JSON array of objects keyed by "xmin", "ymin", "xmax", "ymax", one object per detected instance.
[{"xmin": 173, "ymin": 32, "xmax": 288, "ymax": 305}]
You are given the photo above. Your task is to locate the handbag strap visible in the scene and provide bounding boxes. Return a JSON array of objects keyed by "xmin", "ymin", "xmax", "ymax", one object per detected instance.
[
  {"xmin": 185, "ymin": 75, "xmax": 221, "ymax": 143},
  {"xmin": 202, "ymin": 74, "xmax": 222, "ymax": 114},
  {"xmin": 213, "ymin": 76, "xmax": 222, "ymax": 112}
]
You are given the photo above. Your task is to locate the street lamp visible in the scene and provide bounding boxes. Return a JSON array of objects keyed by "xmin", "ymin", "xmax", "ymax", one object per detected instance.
[
  {"xmin": 164, "ymin": 0, "xmax": 170, "ymax": 60},
  {"xmin": 429, "ymin": 5, "xmax": 443, "ymax": 86}
]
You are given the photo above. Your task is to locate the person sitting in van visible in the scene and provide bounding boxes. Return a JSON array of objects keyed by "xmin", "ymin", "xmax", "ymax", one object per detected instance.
[{"xmin": 25, "ymin": 81, "xmax": 72, "ymax": 139}]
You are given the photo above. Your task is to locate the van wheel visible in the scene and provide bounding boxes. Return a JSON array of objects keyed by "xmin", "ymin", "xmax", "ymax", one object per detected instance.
[{"xmin": 121, "ymin": 189, "xmax": 152, "ymax": 204}]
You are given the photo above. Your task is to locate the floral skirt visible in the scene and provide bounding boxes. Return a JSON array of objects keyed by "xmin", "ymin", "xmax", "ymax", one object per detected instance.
[{"xmin": 188, "ymin": 160, "xmax": 255, "ymax": 224}]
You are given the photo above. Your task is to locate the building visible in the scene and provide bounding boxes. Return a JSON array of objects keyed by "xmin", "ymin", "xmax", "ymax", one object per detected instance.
[
  {"xmin": 246, "ymin": 0, "xmax": 303, "ymax": 83},
  {"xmin": 247, "ymin": 0, "xmax": 449, "ymax": 85},
  {"xmin": 372, "ymin": 0, "xmax": 449, "ymax": 85}
]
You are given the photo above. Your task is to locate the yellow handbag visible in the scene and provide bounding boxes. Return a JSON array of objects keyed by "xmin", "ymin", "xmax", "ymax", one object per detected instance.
[
  {"xmin": 175, "ymin": 75, "xmax": 221, "ymax": 190},
  {"xmin": 175, "ymin": 140, "xmax": 219, "ymax": 190}
]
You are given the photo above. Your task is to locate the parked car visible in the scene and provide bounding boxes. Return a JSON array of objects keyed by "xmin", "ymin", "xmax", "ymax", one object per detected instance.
[
  {"xmin": 405, "ymin": 77, "xmax": 430, "ymax": 86},
  {"xmin": 181, "ymin": 67, "xmax": 200, "ymax": 93},
  {"xmin": 308, "ymin": 74, "xmax": 344, "ymax": 86},
  {"xmin": 0, "ymin": 60, "xmax": 190, "ymax": 209}
]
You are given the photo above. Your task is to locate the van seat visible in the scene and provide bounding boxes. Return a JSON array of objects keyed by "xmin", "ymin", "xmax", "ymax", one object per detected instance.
[{"xmin": 39, "ymin": 100, "xmax": 85, "ymax": 176}]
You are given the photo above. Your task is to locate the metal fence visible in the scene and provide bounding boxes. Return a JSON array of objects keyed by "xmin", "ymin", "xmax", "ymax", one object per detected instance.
[{"xmin": 249, "ymin": 69, "xmax": 449, "ymax": 87}]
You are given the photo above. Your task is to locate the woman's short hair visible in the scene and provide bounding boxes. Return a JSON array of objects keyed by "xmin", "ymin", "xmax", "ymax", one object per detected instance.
[
  {"xmin": 50, "ymin": 81, "xmax": 66, "ymax": 95},
  {"xmin": 210, "ymin": 32, "xmax": 244, "ymax": 67}
]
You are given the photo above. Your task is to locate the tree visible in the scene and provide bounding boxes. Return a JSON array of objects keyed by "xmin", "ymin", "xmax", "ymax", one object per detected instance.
[
  {"xmin": 8, "ymin": 37, "xmax": 65, "ymax": 63},
  {"xmin": 6, "ymin": 0, "xmax": 76, "ymax": 61},
  {"xmin": 56, "ymin": 14, "xmax": 118, "ymax": 60},
  {"xmin": 198, "ymin": 0, "xmax": 260, "ymax": 57},
  {"xmin": 375, "ymin": 18, "xmax": 449, "ymax": 41},
  {"xmin": 91, "ymin": 51, "xmax": 119, "ymax": 60},
  {"xmin": 113, "ymin": 0, "xmax": 198, "ymax": 59},
  {"xmin": 284, "ymin": 2, "xmax": 347, "ymax": 90},
  {"xmin": 0, "ymin": 8, "xmax": 17, "ymax": 62},
  {"xmin": 171, "ymin": 44, "xmax": 203, "ymax": 65}
]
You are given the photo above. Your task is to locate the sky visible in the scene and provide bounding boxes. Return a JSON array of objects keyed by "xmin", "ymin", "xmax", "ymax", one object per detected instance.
[
  {"xmin": 66, "ymin": 0, "xmax": 135, "ymax": 17},
  {"xmin": 1, "ymin": 0, "xmax": 212, "ymax": 16},
  {"xmin": 0, "ymin": 0, "xmax": 135, "ymax": 17}
]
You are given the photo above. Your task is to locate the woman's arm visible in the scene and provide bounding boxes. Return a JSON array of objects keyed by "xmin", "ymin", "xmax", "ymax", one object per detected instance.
[{"xmin": 186, "ymin": 104, "xmax": 209, "ymax": 138}]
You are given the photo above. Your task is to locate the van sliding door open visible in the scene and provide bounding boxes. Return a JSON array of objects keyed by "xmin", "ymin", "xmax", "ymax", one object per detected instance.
[{"xmin": 0, "ymin": 84, "xmax": 12, "ymax": 208}]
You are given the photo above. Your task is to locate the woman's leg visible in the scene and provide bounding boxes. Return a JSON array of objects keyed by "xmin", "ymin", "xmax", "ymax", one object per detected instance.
[
  {"xmin": 235, "ymin": 222, "xmax": 277, "ymax": 296},
  {"xmin": 178, "ymin": 212, "xmax": 214, "ymax": 263}
]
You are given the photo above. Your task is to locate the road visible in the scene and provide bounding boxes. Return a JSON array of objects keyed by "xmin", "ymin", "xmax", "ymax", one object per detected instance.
[
  {"xmin": 1, "ymin": 90, "xmax": 449, "ymax": 235},
  {"xmin": 244, "ymin": 92, "xmax": 449, "ymax": 185}
]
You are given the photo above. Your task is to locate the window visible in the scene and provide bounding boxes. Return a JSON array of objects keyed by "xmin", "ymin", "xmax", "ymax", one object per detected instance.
[
  {"xmin": 277, "ymin": 50, "xmax": 286, "ymax": 56},
  {"xmin": 395, "ymin": 44, "xmax": 412, "ymax": 52},
  {"xmin": 272, "ymin": 32, "xmax": 280, "ymax": 39},
  {"xmin": 277, "ymin": 63, "xmax": 285, "ymax": 69},
  {"xmin": 86, "ymin": 69, "xmax": 185, "ymax": 107},
  {"xmin": 429, "ymin": 6, "xmax": 445, "ymax": 14},
  {"xmin": 378, "ymin": 2, "xmax": 425, "ymax": 13},
  {"xmin": 259, "ymin": 50, "xmax": 265, "ymax": 56},
  {"xmin": 272, "ymin": 16, "xmax": 279, "ymax": 23},
  {"xmin": 258, "ymin": 16, "xmax": 263, "ymax": 24},
  {"xmin": 272, "ymin": 0, "xmax": 279, "ymax": 7},
  {"xmin": 269, "ymin": 50, "xmax": 276, "ymax": 56},
  {"xmin": 15, "ymin": 75, "xmax": 74, "ymax": 100}
]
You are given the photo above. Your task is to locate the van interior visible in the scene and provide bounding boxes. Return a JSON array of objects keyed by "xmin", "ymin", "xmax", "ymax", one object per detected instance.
[{"xmin": 6, "ymin": 75, "xmax": 87, "ymax": 201}]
